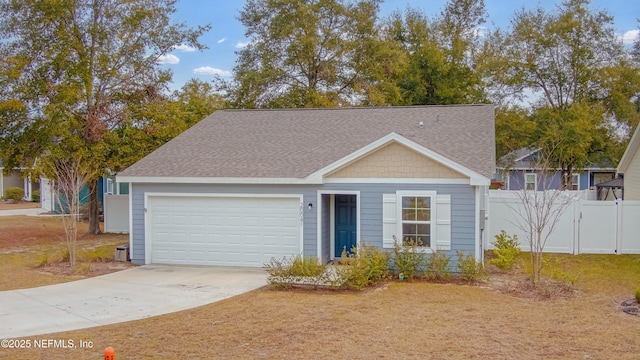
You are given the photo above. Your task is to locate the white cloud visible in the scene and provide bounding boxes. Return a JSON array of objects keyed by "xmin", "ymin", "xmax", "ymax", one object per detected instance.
[
  {"xmin": 235, "ymin": 41, "xmax": 249, "ymax": 49},
  {"xmin": 217, "ymin": 38, "xmax": 226, "ymax": 44},
  {"xmin": 620, "ymin": 29, "xmax": 639, "ymax": 45},
  {"xmin": 193, "ymin": 66, "xmax": 231, "ymax": 77},
  {"xmin": 157, "ymin": 54, "xmax": 180, "ymax": 65},
  {"xmin": 173, "ymin": 44, "xmax": 197, "ymax": 52}
]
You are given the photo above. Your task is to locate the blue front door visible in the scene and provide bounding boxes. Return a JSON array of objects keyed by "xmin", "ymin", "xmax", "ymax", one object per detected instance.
[{"xmin": 335, "ymin": 195, "xmax": 357, "ymax": 258}]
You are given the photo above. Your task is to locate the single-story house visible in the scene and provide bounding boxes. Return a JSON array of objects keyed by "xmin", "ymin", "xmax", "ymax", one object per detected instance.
[
  {"xmin": 617, "ymin": 125, "xmax": 640, "ymax": 200},
  {"xmin": 0, "ymin": 160, "xmax": 38, "ymax": 201},
  {"xmin": 494, "ymin": 147, "xmax": 615, "ymax": 191},
  {"xmin": 117, "ymin": 105, "xmax": 495, "ymax": 267}
]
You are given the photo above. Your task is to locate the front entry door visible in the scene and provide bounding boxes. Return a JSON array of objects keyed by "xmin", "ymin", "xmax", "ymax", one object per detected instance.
[{"xmin": 335, "ymin": 195, "xmax": 357, "ymax": 258}]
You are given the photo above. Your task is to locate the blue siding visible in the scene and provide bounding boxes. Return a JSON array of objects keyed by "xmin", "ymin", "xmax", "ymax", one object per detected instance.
[
  {"xmin": 508, "ymin": 171, "xmax": 563, "ymax": 191},
  {"xmin": 321, "ymin": 194, "xmax": 331, "ymax": 261},
  {"xmin": 130, "ymin": 183, "xmax": 477, "ymax": 266}
]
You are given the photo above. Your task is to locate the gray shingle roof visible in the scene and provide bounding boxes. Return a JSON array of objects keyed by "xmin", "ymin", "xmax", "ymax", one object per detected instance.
[{"xmin": 118, "ymin": 105, "xmax": 495, "ymax": 179}]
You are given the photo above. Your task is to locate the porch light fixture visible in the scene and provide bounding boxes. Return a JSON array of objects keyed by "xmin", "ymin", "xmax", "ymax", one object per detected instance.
[{"xmin": 308, "ymin": 202, "xmax": 313, "ymax": 210}]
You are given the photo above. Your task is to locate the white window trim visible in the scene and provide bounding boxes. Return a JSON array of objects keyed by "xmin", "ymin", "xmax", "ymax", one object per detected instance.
[
  {"xmin": 572, "ymin": 173, "xmax": 580, "ymax": 190},
  {"xmin": 396, "ymin": 190, "xmax": 437, "ymax": 252},
  {"xmin": 525, "ymin": 173, "xmax": 537, "ymax": 191},
  {"xmin": 106, "ymin": 178, "xmax": 114, "ymax": 195}
]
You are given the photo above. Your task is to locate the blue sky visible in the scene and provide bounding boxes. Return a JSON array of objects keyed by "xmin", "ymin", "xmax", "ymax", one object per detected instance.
[{"xmin": 162, "ymin": 0, "xmax": 640, "ymax": 91}]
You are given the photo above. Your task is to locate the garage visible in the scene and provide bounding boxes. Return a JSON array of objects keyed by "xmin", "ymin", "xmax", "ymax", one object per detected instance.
[{"xmin": 146, "ymin": 195, "xmax": 303, "ymax": 267}]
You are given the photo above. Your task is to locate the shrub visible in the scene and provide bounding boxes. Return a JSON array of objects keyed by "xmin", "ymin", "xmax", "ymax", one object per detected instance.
[
  {"xmin": 544, "ymin": 256, "xmax": 578, "ymax": 289},
  {"xmin": 61, "ymin": 249, "xmax": 71, "ymax": 263},
  {"xmin": 31, "ymin": 190, "xmax": 40, "ymax": 203},
  {"xmin": 391, "ymin": 236, "xmax": 425, "ymax": 280},
  {"xmin": 334, "ymin": 244, "xmax": 390, "ymax": 290},
  {"xmin": 36, "ymin": 254, "xmax": 50, "ymax": 268},
  {"xmin": 635, "ymin": 288, "xmax": 640, "ymax": 304},
  {"xmin": 265, "ymin": 256, "xmax": 328, "ymax": 289},
  {"xmin": 456, "ymin": 251, "xmax": 486, "ymax": 282},
  {"xmin": 490, "ymin": 230, "xmax": 521, "ymax": 271},
  {"xmin": 425, "ymin": 250, "xmax": 451, "ymax": 281},
  {"xmin": 4, "ymin": 187, "xmax": 24, "ymax": 202},
  {"xmin": 80, "ymin": 245, "xmax": 114, "ymax": 263}
]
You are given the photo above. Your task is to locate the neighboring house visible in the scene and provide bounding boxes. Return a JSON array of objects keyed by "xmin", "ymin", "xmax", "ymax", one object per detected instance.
[
  {"xmin": 40, "ymin": 177, "xmax": 91, "ymax": 213},
  {"xmin": 617, "ymin": 125, "xmax": 640, "ymax": 200},
  {"xmin": 0, "ymin": 160, "xmax": 38, "ymax": 201},
  {"xmin": 494, "ymin": 147, "xmax": 616, "ymax": 191},
  {"xmin": 41, "ymin": 176, "xmax": 126, "ymax": 213},
  {"xmin": 117, "ymin": 105, "xmax": 495, "ymax": 268},
  {"xmin": 102, "ymin": 175, "xmax": 129, "ymax": 197}
]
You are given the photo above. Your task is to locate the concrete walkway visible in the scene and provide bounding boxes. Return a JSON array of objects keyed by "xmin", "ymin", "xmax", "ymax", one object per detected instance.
[
  {"xmin": 0, "ymin": 265, "xmax": 267, "ymax": 338},
  {"xmin": 0, "ymin": 207, "xmax": 49, "ymax": 217}
]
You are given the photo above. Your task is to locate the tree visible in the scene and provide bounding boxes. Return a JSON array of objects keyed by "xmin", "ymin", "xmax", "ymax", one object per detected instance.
[
  {"xmin": 45, "ymin": 156, "xmax": 100, "ymax": 267},
  {"xmin": 385, "ymin": 0, "xmax": 487, "ymax": 105},
  {"xmin": 0, "ymin": 0, "xmax": 209, "ymax": 233},
  {"xmin": 494, "ymin": 105, "xmax": 536, "ymax": 158},
  {"xmin": 222, "ymin": 0, "xmax": 404, "ymax": 108},
  {"xmin": 106, "ymin": 79, "xmax": 225, "ymax": 172},
  {"xmin": 509, "ymin": 149, "xmax": 577, "ymax": 284},
  {"xmin": 483, "ymin": 0, "xmax": 634, "ymax": 185},
  {"xmin": 533, "ymin": 103, "xmax": 610, "ymax": 188}
]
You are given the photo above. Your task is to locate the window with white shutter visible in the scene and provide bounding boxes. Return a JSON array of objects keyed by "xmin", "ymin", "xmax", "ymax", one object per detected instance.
[{"xmin": 382, "ymin": 191, "xmax": 451, "ymax": 251}]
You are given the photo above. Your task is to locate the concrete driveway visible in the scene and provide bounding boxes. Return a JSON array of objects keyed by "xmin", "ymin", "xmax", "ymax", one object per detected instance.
[{"xmin": 0, "ymin": 265, "xmax": 267, "ymax": 338}]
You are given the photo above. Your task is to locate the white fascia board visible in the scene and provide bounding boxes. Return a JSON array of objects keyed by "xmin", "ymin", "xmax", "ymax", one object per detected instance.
[
  {"xmin": 306, "ymin": 132, "xmax": 490, "ymax": 186},
  {"xmin": 116, "ymin": 176, "xmax": 322, "ymax": 185},
  {"xmin": 323, "ymin": 178, "xmax": 471, "ymax": 185},
  {"xmin": 513, "ymin": 148, "xmax": 541, "ymax": 162},
  {"xmin": 618, "ymin": 126, "xmax": 640, "ymax": 174}
]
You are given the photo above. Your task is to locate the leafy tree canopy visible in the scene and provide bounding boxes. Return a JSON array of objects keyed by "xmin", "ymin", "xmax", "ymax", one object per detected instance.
[{"xmin": 0, "ymin": 0, "xmax": 209, "ymax": 232}]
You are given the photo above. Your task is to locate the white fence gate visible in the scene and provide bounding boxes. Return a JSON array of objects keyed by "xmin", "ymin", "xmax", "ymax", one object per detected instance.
[
  {"xmin": 104, "ymin": 194, "xmax": 129, "ymax": 233},
  {"xmin": 486, "ymin": 190, "xmax": 640, "ymax": 255}
]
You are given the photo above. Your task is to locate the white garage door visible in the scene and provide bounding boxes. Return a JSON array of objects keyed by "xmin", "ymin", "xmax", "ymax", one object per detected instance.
[{"xmin": 148, "ymin": 195, "xmax": 302, "ymax": 267}]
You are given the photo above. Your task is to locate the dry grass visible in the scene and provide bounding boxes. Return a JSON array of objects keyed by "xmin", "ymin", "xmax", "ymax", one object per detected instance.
[
  {"xmin": 3, "ymin": 280, "xmax": 639, "ymax": 359},
  {"xmin": 0, "ymin": 216, "xmax": 133, "ymax": 291},
  {"xmin": 0, "ymin": 218, "xmax": 638, "ymax": 359},
  {"xmin": 0, "ymin": 200, "xmax": 39, "ymax": 210}
]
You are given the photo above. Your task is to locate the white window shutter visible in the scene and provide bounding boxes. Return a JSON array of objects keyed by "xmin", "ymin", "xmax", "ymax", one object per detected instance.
[
  {"xmin": 435, "ymin": 194, "xmax": 451, "ymax": 250},
  {"xmin": 382, "ymin": 194, "xmax": 397, "ymax": 248}
]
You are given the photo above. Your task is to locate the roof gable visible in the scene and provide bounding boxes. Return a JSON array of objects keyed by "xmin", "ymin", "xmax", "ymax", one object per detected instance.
[
  {"xmin": 118, "ymin": 105, "xmax": 495, "ymax": 184},
  {"xmin": 311, "ymin": 133, "xmax": 486, "ymax": 185},
  {"xmin": 618, "ymin": 126, "xmax": 640, "ymax": 174},
  {"xmin": 326, "ymin": 141, "xmax": 466, "ymax": 179}
]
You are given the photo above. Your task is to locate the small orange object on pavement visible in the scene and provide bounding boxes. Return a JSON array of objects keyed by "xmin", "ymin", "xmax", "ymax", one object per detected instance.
[{"xmin": 104, "ymin": 346, "xmax": 115, "ymax": 360}]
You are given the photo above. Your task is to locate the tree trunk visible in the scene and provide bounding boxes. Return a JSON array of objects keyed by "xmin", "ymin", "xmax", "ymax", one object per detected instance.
[{"xmin": 88, "ymin": 180, "xmax": 102, "ymax": 235}]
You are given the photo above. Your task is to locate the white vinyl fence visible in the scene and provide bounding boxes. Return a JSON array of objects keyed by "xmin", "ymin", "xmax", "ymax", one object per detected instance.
[
  {"xmin": 486, "ymin": 190, "xmax": 640, "ymax": 255},
  {"xmin": 104, "ymin": 194, "xmax": 129, "ymax": 233}
]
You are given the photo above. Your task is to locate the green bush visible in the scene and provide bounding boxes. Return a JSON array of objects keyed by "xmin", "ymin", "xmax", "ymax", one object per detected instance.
[
  {"xmin": 4, "ymin": 187, "xmax": 24, "ymax": 202},
  {"xmin": 425, "ymin": 250, "xmax": 451, "ymax": 281},
  {"xmin": 391, "ymin": 236, "xmax": 425, "ymax": 280},
  {"xmin": 31, "ymin": 190, "xmax": 40, "ymax": 202},
  {"xmin": 635, "ymin": 288, "xmax": 640, "ymax": 304},
  {"xmin": 490, "ymin": 230, "xmax": 521, "ymax": 271},
  {"xmin": 456, "ymin": 251, "xmax": 486, "ymax": 282},
  {"xmin": 335, "ymin": 244, "xmax": 390, "ymax": 290}
]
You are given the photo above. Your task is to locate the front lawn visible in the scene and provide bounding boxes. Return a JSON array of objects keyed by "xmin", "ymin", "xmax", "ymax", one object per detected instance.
[
  {"xmin": 0, "ymin": 216, "xmax": 133, "ymax": 291},
  {"xmin": 0, "ymin": 216, "xmax": 638, "ymax": 359}
]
